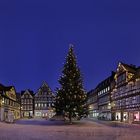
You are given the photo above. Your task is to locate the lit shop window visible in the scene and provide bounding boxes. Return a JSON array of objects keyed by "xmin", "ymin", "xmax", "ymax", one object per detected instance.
[
  {"xmin": 134, "ymin": 112, "xmax": 140, "ymax": 121},
  {"xmin": 35, "ymin": 112, "xmax": 41, "ymax": 117},
  {"xmin": 116, "ymin": 112, "xmax": 121, "ymax": 121},
  {"xmin": 123, "ymin": 112, "xmax": 128, "ymax": 121}
]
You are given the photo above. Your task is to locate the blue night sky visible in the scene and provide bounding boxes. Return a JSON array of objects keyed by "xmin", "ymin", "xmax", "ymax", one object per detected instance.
[{"xmin": 0, "ymin": 0, "xmax": 140, "ymax": 92}]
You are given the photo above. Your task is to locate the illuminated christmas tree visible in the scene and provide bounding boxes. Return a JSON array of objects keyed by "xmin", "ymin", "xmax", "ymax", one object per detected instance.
[{"xmin": 55, "ymin": 44, "xmax": 87, "ymax": 124}]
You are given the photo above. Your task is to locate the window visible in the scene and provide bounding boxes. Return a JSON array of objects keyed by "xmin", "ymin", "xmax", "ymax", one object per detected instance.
[
  {"xmin": 134, "ymin": 112, "xmax": 140, "ymax": 121},
  {"xmin": 108, "ymin": 86, "xmax": 110, "ymax": 91},
  {"xmin": 117, "ymin": 73, "xmax": 126, "ymax": 85}
]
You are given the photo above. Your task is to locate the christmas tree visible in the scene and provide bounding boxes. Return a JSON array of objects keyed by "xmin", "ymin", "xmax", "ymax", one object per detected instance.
[{"xmin": 55, "ymin": 44, "xmax": 87, "ymax": 124}]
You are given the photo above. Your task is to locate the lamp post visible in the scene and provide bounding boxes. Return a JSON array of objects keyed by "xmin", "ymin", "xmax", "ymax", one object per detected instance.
[{"xmin": 20, "ymin": 106, "xmax": 23, "ymax": 118}]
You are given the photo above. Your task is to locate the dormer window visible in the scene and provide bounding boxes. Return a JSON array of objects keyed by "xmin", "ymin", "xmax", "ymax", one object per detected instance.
[{"xmin": 117, "ymin": 72, "xmax": 126, "ymax": 86}]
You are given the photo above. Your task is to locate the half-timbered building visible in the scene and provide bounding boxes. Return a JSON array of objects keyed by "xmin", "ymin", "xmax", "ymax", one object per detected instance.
[
  {"xmin": 34, "ymin": 82, "xmax": 55, "ymax": 118},
  {"xmin": 111, "ymin": 62, "xmax": 140, "ymax": 123},
  {"xmin": 21, "ymin": 90, "xmax": 34, "ymax": 118},
  {"xmin": 0, "ymin": 84, "xmax": 20, "ymax": 122}
]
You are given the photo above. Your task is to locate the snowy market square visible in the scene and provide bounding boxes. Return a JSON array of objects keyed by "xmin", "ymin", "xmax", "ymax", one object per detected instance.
[
  {"xmin": 1, "ymin": 1, "xmax": 140, "ymax": 140},
  {"xmin": 0, "ymin": 119, "xmax": 140, "ymax": 140}
]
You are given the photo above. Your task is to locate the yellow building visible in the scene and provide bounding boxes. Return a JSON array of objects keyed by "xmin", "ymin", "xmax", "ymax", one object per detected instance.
[{"xmin": 0, "ymin": 84, "xmax": 20, "ymax": 122}]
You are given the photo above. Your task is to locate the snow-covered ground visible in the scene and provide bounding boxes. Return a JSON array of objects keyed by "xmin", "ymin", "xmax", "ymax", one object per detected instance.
[{"xmin": 0, "ymin": 119, "xmax": 140, "ymax": 140}]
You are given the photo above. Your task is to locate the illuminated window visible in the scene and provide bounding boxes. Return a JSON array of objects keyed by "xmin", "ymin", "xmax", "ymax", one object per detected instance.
[
  {"xmin": 134, "ymin": 112, "xmax": 140, "ymax": 121},
  {"xmin": 108, "ymin": 86, "xmax": 110, "ymax": 91}
]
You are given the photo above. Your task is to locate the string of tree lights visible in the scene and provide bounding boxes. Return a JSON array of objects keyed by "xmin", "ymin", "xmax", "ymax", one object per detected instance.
[{"xmin": 55, "ymin": 44, "xmax": 88, "ymax": 124}]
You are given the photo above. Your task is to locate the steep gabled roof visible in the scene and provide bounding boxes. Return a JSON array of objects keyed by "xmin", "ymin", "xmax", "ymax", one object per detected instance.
[
  {"xmin": 21, "ymin": 89, "xmax": 34, "ymax": 97},
  {"xmin": 35, "ymin": 81, "xmax": 54, "ymax": 97},
  {"xmin": 120, "ymin": 62, "xmax": 136, "ymax": 73},
  {"xmin": 0, "ymin": 83, "xmax": 13, "ymax": 91},
  {"xmin": 119, "ymin": 62, "xmax": 140, "ymax": 81},
  {"xmin": 130, "ymin": 67, "xmax": 140, "ymax": 81}
]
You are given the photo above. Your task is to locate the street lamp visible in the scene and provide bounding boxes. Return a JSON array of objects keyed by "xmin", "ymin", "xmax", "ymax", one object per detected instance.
[{"xmin": 2, "ymin": 100, "xmax": 4, "ymax": 104}]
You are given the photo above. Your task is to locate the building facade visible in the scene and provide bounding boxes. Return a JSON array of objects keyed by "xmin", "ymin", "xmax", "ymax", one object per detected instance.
[
  {"xmin": 0, "ymin": 84, "xmax": 20, "ymax": 122},
  {"xmin": 87, "ymin": 89, "xmax": 99, "ymax": 119},
  {"xmin": 87, "ymin": 72, "xmax": 115, "ymax": 121},
  {"xmin": 97, "ymin": 72, "xmax": 115, "ymax": 120},
  {"xmin": 111, "ymin": 62, "xmax": 140, "ymax": 123},
  {"xmin": 21, "ymin": 90, "xmax": 34, "ymax": 118},
  {"xmin": 34, "ymin": 82, "xmax": 55, "ymax": 118}
]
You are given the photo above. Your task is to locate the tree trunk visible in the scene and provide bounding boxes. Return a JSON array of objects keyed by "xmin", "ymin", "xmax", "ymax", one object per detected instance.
[{"xmin": 69, "ymin": 112, "xmax": 72, "ymax": 124}]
